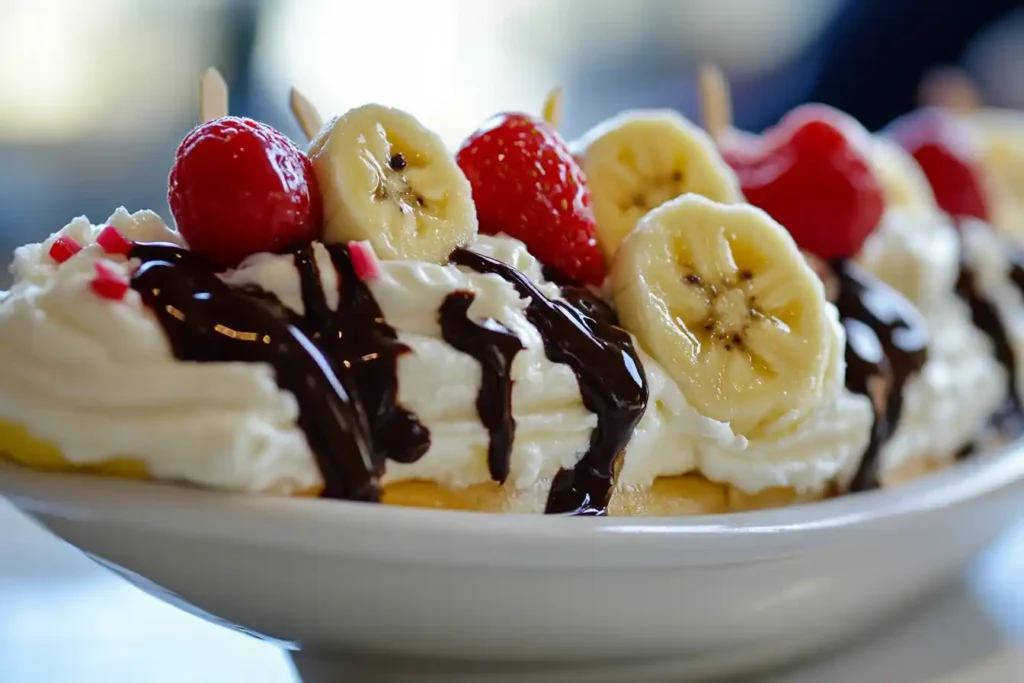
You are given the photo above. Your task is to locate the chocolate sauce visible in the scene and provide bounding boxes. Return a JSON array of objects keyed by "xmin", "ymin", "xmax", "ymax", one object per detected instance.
[
  {"xmin": 439, "ymin": 291, "xmax": 523, "ymax": 483},
  {"xmin": 830, "ymin": 260, "xmax": 929, "ymax": 492},
  {"xmin": 540, "ymin": 264, "xmax": 582, "ymax": 289},
  {"xmin": 451, "ymin": 249, "xmax": 648, "ymax": 515},
  {"xmin": 129, "ymin": 242, "xmax": 380, "ymax": 500},
  {"xmin": 955, "ymin": 259, "xmax": 1022, "ymax": 427},
  {"xmin": 540, "ymin": 264, "xmax": 620, "ymax": 326},
  {"xmin": 560, "ymin": 287, "xmax": 621, "ymax": 328},
  {"xmin": 292, "ymin": 244, "xmax": 430, "ymax": 465}
]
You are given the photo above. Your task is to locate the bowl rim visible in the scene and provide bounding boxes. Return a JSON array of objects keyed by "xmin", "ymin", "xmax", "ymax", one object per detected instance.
[{"xmin": 2, "ymin": 445, "xmax": 1022, "ymax": 569}]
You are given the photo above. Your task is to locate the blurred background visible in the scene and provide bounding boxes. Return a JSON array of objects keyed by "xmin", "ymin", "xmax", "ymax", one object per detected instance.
[{"xmin": 1, "ymin": 0, "xmax": 1023, "ymax": 288}]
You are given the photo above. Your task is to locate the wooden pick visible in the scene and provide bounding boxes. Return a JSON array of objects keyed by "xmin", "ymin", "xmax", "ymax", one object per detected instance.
[
  {"xmin": 290, "ymin": 87, "xmax": 325, "ymax": 141},
  {"xmin": 199, "ymin": 67, "xmax": 229, "ymax": 123},
  {"xmin": 542, "ymin": 87, "xmax": 564, "ymax": 129},
  {"xmin": 918, "ymin": 67, "xmax": 981, "ymax": 114},
  {"xmin": 698, "ymin": 63, "xmax": 732, "ymax": 143}
]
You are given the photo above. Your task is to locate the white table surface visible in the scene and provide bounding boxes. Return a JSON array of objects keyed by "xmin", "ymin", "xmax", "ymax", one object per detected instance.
[{"xmin": 1, "ymin": 498, "xmax": 1021, "ymax": 683}]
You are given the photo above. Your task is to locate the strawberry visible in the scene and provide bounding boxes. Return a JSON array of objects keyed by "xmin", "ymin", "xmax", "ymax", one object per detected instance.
[
  {"xmin": 721, "ymin": 105, "xmax": 884, "ymax": 261},
  {"xmin": 886, "ymin": 108, "xmax": 989, "ymax": 221},
  {"xmin": 456, "ymin": 114, "xmax": 605, "ymax": 286}
]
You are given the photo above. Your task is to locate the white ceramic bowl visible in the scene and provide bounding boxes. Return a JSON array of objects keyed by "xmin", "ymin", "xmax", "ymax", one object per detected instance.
[{"xmin": 2, "ymin": 448, "xmax": 1023, "ymax": 681}]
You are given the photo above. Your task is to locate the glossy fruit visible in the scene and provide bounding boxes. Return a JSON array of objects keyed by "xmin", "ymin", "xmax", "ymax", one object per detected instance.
[
  {"xmin": 168, "ymin": 116, "xmax": 323, "ymax": 268},
  {"xmin": 721, "ymin": 105, "xmax": 885, "ymax": 261},
  {"xmin": 456, "ymin": 113, "xmax": 605, "ymax": 286},
  {"xmin": 886, "ymin": 108, "xmax": 989, "ymax": 221}
]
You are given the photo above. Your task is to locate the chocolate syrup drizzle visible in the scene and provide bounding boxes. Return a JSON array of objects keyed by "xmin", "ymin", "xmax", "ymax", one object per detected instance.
[
  {"xmin": 451, "ymin": 248, "xmax": 649, "ymax": 515},
  {"xmin": 129, "ymin": 242, "xmax": 383, "ymax": 500},
  {"xmin": 128, "ymin": 240, "xmax": 645, "ymax": 513},
  {"xmin": 438, "ymin": 291, "xmax": 523, "ymax": 483},
  {"xmin": 829, "ymin": 260, "xmax": 929, "ymax": 492},
  {"xmin": 291, "ymin": 244, "xmax": 430, "ymax": 465},
  {"xmin": 954, "ymin": 231, "xmax": 1024, "ymax": 437}
]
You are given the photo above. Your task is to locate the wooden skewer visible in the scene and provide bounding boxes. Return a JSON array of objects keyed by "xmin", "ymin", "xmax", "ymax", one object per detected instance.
[
  {"xmin": 199, "ymin": 67, "xmax": 229, "ymax": 123},
  {"xmin": 698, "ymin": 63, "xmax": 732, "ymax": 143},
  {"xmin": 542, "ymin": 87, "xmax": 564, "ymax": 129},
  {"xmin": 290, "ymin": 87, "xmax": 325, "ymax": 141},
  {"xmin": 918, "ymin": 66, "xmax": 981, "ymax": 114}
]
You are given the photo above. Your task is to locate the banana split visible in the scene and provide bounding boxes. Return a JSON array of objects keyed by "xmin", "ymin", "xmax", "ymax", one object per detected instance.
[{"xmin": 0, "ymin": 75, "xmax": 1020, "ymax": 516}]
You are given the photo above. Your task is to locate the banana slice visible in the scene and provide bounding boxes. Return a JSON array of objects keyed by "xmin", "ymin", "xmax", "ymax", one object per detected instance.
[
  {"xmin": 309, "ymin": 104, "xmax": 477, "ymax": 263},
  {"xmin": 575, "ymin": 110, "xmax": 743, "ymax": 259},
  {"xmin": 611, "ymin": 194, "xmax": 832, "ymax": 437},
  {"xmin": 867, "ymin": 136, "xmax": 938, "ymax": 214}
]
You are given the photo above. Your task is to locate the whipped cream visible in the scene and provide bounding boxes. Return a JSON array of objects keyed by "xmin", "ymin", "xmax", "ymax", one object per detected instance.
[
  {"xmin": 697, "ymin": 307, "xmax": 874, "ymax": 495},
  {"xmin": 879, "ymin": 300, "xmax": 1007, "ymax": 475},
  {"xmin": 860, "ymin": 210, "xmax": 1008, "ymax": 474},
  {"xmin": 231, "ymin": 232, "xmax": 873, "ymax": 497},
  {"xmin": 619, "ymin": 305, "xmax": 875, "ymax": 495},
  {"xmin": 1, "ymin": 213, "xmax": 915, "ymax": 502},
  {"xmin": 225, "ymin": 236, "xmax": 597, "ymax": 494},
  {"xmin": 0, "ymin": 209, "xmax": 322, "ymax": 494},
  {"xmin": 858, "ymin": 208, "xmax": 959, "ymax": 314}
]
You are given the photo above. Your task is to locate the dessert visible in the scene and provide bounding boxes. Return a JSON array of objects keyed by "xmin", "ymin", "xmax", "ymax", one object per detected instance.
[{"xmin": 0, "ymin": 69, "xmax": 1015, "ymax": 516}]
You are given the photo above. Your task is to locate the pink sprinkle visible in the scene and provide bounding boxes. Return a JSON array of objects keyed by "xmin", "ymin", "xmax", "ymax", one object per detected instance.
[
  {"xmin": 96, "ymin": 225, "xmax": 133, "ymax": 257},
  {"xmin": 349, "ymin": 241, "xmax": 381, "ymax": 281},
  {"xmin": 90, "ymin": 262, "xmax": 130, "ymax": 301},
  {"xmin": 49, "ymin": 236, "xmax": 83, "ymax": 264}
]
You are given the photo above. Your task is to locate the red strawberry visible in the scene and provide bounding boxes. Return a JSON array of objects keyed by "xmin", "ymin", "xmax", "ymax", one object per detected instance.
[
  {"xmin": 721, "ymin": 105, "xmax": 884, "ymax": 261},
  {"xmin": 886, "ymin": 108, "xmax": 989, "ymax": 221},
  {"xmin": 456, "ymin": 114, "xmax": 605, "ymax": 286},
  {"xmin": 168, "ymin": 116, "xmax": 322, "ymax": 268}
]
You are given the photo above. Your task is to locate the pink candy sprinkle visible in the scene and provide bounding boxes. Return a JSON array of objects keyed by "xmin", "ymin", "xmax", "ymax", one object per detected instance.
[
  {"xmin": 48, "ymin": 236, "xmax": 83, "ymax": 264},
  {"xmin": 348, "ymin": 241, "xmax": 381, "ymax": 281},
  {"xmin": 96, "ymin": 225, "xmax": 133, "ymax": 256},
  {"xmin": 90, "ymin": 262, "xmax": 130, "ymax": 301}
]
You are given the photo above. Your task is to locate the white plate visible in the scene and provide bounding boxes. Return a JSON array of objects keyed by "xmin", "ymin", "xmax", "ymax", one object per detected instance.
[{"xmin": 1, "ymin": 448, "xmax": 1023, "ymax": 680}]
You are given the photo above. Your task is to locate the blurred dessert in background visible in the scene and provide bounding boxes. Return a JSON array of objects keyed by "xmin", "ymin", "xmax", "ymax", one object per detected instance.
[{"xmin": 701, "ymin": 70, "xmax": 1007, "ymax": 489}]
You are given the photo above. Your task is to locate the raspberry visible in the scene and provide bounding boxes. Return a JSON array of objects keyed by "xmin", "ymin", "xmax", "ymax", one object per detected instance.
[{"xmin": 168, "ymin": 116, "xmax": 323, "ymax": 268}]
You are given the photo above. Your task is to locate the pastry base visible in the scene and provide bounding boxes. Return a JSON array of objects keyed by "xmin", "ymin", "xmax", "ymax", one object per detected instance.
[
  {"xmin": 0, "ymin": 418, "xmax": 958, "ymax": 515},
  {"xmin": 0, "ymin": 419, "xmax": 321, "ymax": 497},
  {"xmin": 382, "ymin": 480, "xmax": 516, "ymax": 512},
  {"xmin": 880, "ymin": 457, "xmax": 951, "ymax": 487}
]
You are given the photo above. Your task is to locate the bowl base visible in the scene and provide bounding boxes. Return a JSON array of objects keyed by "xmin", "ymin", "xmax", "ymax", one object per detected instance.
[{"xmin": 287, "ymin": 617, "xmax": 882, "ymax": 683}]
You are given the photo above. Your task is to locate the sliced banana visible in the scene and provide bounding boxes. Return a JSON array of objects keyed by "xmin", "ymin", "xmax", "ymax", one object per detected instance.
[
  {"xmin": 867, "ymin": 136, "xmax": 938, "ymax": 215},
  {"xmin": 309, "ymin": 104, "xmax": 477, "ymax": 263},
  {"xmin": 611, "ymin": 194, "xmax": 833, "ymax": 438},
  {"xmin": 575, "ymin": 110, "xmax": 743, "ymax": 260}
]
